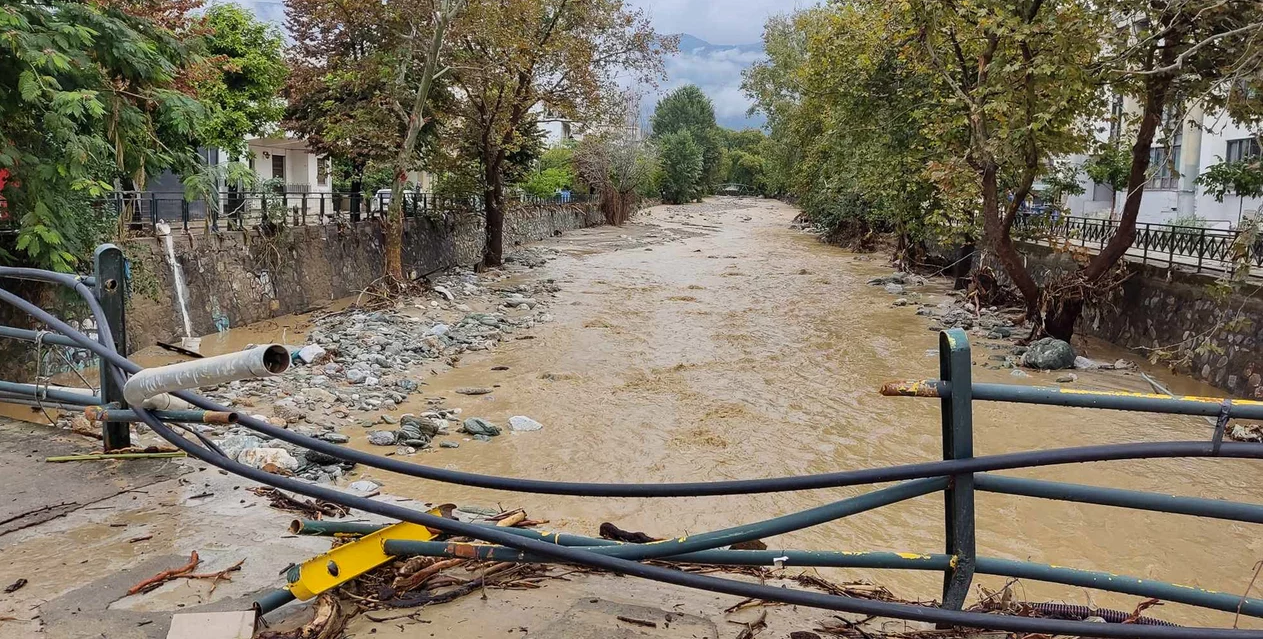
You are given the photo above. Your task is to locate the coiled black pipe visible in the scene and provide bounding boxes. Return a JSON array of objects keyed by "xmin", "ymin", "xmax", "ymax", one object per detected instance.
[
  {"xmin": 4, "ymin": 272, "xmax": 1263, "ymax": 500},
  {"xmin": 1030, "ymin": 602, "xmax": 1181, "ymax": 627},
  {"xmin": 4, "ymin": 275, "xmax": 1263, "ymax": 638}
]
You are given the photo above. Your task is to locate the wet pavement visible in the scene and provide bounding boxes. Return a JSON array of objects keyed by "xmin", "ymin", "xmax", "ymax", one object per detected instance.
[{"xmin": 3, "ymin": 197, "xmax": 1262, "ymax": 636}]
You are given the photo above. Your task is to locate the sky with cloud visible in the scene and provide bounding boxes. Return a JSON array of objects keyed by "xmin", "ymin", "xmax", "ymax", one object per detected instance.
[
  {"xmin": 626, "ymin": 1, "xmax": 820, "ymax": 129},
  {"xmin": 238, "ymin": 0, "xmax": 805, "ymax": 129}
]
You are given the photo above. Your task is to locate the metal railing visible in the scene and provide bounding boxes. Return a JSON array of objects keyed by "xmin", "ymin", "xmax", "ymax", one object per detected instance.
[
  {"xmin": 3, "ymin": 252, "xmax": 1263, "ymax": 637},
  {"xmin": 47, "ymin": 190, "xmax": 598, "ymax": 235},
  {"xmin": 1015, "ymin": 213, "xmax": 1263, "ymax": 275},
  {"xmin": 90, "ymin": 190, "xmax": 485, "ymax": 234}
]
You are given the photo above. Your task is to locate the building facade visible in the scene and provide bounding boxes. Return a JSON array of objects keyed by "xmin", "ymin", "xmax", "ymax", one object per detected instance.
[{"xmin": 1062, "ymin": 104, "xmax": 1262, "ymax": 230}]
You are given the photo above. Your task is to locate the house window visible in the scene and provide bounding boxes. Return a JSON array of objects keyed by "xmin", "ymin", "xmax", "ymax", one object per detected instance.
[
  {"xmin": 271, "ymin": 154, "xmax": 286, "ymax": 183},
  {"xmin": 316, "ymin": 156, "xmax": 329, "ymax": 186},
  {"xmin": 1149, "ymin": 129, "xmax": 1182, "ymax": 190},
  {"xmin": 1226, "ymin": 137, "xmax": 1262, "ymax": 163}
]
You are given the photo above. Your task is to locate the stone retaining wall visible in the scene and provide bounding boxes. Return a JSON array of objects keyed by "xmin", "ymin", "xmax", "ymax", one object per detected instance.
[
  {"xmin": 985, "ymin": 245, "xmax": 1263, "ymax": 397},
  {"xmin": 1, "ymin": 202, "xmax": 602, "ymax": 379}
]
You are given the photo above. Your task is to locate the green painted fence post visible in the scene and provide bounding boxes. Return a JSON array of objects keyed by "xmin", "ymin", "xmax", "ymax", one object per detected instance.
[
  {"xmin": 93, "ymin": 244, "xmax": 130, "ymax": 451},
  {"xmin": 939, "ymin": 328, "xmax": 975, "ymax": 612}
]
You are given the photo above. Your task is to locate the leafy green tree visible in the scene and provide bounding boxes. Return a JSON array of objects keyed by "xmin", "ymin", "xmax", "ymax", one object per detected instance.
[
  {"xmin": 1083, "ymin": 142, "xmax": 1132, "ymax": 218},
  {"xmin": 651, "ymin": 85, "xmax": 721, "ymax": 193},
  {"xmin": 1037, "ymin": 0, "xmax": 1263, "ymax": 338},
  {"xmin": 195, "ymin": 3, "xmax": 286, "ymax": 156},
  {"xmin": 0, "ymin": 2, "xmax": 203, "ymax": 271},
  {"xmin": 1039, "ymin": 161, "xmax": 1086, "ymax": 211},
  {"xmin": 522, "ymin": 168, "xmax": 573, "ymax": 197},
  {"xmin": 658, "ymin": 130, "xmax": 703, "ymax": 204},
  {"xmin": 448, "ymin": 0, "xmax": 667, "ymax": 267},
  {"xmin": 745, "ymin": 5, "xmax": 956, "ymax": 262},
  {"xmin": 286, "ymin": 0, "xmax": 460, "ymax": 283},
  {"xmin": 1197, "ymin": 156, "xmax": 1263, "ymax": 224}
]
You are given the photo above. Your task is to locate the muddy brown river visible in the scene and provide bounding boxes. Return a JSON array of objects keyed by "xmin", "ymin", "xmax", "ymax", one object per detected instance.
[{"xmin": 135, "ymin": 198, "xmax": 1263, "ymax": 628}]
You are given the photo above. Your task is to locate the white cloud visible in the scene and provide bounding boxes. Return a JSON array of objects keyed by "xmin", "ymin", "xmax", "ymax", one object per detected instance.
[{"xmin": 629, "ymin": 0, "xmax": 815, "ymax": 45}]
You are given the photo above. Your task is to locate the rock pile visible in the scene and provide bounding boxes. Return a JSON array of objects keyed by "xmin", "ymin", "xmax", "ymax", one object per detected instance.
[{"xmin": 183, "ymin": 250, "xmax": 560, "ymax": 483}]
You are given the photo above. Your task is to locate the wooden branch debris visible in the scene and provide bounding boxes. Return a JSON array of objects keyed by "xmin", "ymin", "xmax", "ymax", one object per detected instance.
[
  {"xmin": 249, "ymin": 487, "xmax": 350, "ymax": 519},
  {"xmin": 125, "ymin": 552, "xmax": 246, "ymax": 596},
  {"xmin": 127, "ymin": 552, "xmax": 200, "ymax": 595}
]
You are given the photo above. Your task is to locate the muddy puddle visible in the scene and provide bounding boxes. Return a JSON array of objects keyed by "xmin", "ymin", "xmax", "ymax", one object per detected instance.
[{"xmin": 34, "ymin": 198, "xmax": 1263, "ymax": 629}]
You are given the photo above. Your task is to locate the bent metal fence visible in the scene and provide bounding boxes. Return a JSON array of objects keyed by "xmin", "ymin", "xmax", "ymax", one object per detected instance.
[
  {"xmin": 1014, "ymin": 213, "xmax": 1263, "ymax": 276},
  {"xmin": 2, "ymin": 256, "xmax": 1263, "ymax": 637}
]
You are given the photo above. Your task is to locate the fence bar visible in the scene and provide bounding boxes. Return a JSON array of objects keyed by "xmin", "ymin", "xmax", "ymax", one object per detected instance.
[
  {"xmin": 380, "ymin": 537, "xmax": 1263, "ymax": 619},
  {"xmin": 881, "ymin": 380, "xmax": 1263, "ymax": 420},
  {"xmin": 0, "ymin": 380, "xmax": 101, "ymax": 405},
  {"xmin": 0, "ymin": 394, "xmax": 95, "ymax": 412},
  {"xmin": 938, "ymin": 328, "xmax": 975, "ymax": 611},
  {"xmin": 975, "ymin": 557, "xmax": 1263, "ymax": 618},
  {"xmin": 385, "ymin": 539, "xmax": 954, "ymax": 572},
  {"xmin": 94, "ymin": 244, "xmax": 130, "ymax": 450},
  {"xmin": 0, "ymin": 325, "xmax": 88, "ymax": 348},
  {"xmin": 975, "ymin": 473, "xmax": 1263, "ymax": 524}
]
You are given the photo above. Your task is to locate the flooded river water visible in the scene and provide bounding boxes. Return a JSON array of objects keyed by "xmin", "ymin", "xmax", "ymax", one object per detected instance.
[{"xmin": 158, "ymin": 198, "xmax": 1263, "ymax": 628}]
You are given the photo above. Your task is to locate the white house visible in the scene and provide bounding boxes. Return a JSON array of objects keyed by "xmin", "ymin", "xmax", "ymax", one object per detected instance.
[
  {"xmin": 1061, "ymin": 102, "xmax": 1262, "ymax": 230},
  {"xmin": 245, "ymin": 135, "xmax": 332, "ymax": 193}
]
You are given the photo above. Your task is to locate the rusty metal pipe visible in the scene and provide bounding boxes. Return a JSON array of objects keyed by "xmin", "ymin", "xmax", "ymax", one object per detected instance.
[
  {"xmin": 84, "ymin": 406, "xmax": 237, "ymax": 424},
  {"xmin": 122, "ymin": 344, "xmax": 290, "ymax": 406}
]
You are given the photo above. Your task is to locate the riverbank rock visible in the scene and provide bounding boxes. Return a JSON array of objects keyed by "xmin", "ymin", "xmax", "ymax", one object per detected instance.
[
  {"xmin": 218, "ymin": 434, "xmax": 264, "ymax": 460},
  {"xmin": 456, "ymin": 387, "xmax": 494, "ymax": 396},
  {"xmin": 296, "ymin": 344, "xmax": 327, "ymax": 365},
  {"xmin": 461, "ymin": 417, "xmax": 501, "ymax": 437},
  {"xmin": 400, "ymin": 414, "xmax": 440, "ymax": 438},
  {"xmin": 239, "ymin": 447, "xmax": 300, "ymax": 472},
  {"xmin": 508, "ymin": 415, "xmax": 544, "ymax": 432},
  {"xmin": 1022, "ymin": 338, "xmax": 1075, "ymax": 370},
  {"xmin": 348, "ymin": 480, "xmax": 381, "ymax": 492},
  {"xmin": 367, "ymin": 430, "xmax": 397, "ymax": 446}
]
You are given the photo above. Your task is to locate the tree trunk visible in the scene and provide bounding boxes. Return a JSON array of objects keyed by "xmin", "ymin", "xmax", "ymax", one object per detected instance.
[
  {"xmin": 1041, "ymin": 296, "xmax": 1082, "ymax": 342},
  {"xmin": 483, "ymin": 153, "xmax": 506, "ymax": 267},
  {"xmin": 980, "ymin": 162, "xmax": 1040, "ymax": 314},
  {"xmin": 952, "ymin": 242, "xmax": 974, "ymax": 290},
  {"xmin": 350, "ymin": 172, "xmax": 363, "ymax": 224},
  {"xmin": 384, "ymin": 172, "xmax": 407, "ymax": 283},
  {"xmin": 1034, "ymin": 71, "xmax": 1173, "ymax": 338},
  {"xmin": 1081, "ymin": 74, "xmax": 1171, "ymax": 282}
]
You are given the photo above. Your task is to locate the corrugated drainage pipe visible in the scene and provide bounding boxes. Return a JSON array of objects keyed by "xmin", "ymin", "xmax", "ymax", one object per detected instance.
[
  {"xmin": 122, "ymin": 344, "xmax": 290, "ymax": 407},
  {"xmin": 1029, "ymin": 602, "xmax": 1180, "ymax": 627}
]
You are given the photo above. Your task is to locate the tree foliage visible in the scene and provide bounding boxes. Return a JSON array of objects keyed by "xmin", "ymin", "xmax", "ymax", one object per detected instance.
[
  {"xmin": 285, "ymin": 0, "xmax": 460, "ymax": 282},
  {"xmin": 746, "ymin": 0, "xmax": 1263, "ymax": 340},
  {"xmin": 0, "ymin": 2, "xmax": 203, "ymax": 271},
  {"xmin": 574, "ymin": 129, "xmax": 657, "ymax": 224},
  {"xmin": 658, "ymin": 130, "xmax": 703, "ymax": 204},
  {"xmin": 651, "ymin": 85, "xmax": 721, "ymax": 193},
  {"xmin": 446, "ymin": 0, "xmax": 666, "ymax": 266},
  {"xmin": 195, "ymin": 3, "xmax": 287, "ymax": 156},
  {"xmin": 1197, "ymin": 157, "xmax": 1263, "ymax": 203}
]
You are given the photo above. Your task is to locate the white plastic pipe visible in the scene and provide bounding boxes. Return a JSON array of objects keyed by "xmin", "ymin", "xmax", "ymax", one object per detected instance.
[{"xmin": 123, "ymin": 344, "xmax": 290, "ymax": 407}]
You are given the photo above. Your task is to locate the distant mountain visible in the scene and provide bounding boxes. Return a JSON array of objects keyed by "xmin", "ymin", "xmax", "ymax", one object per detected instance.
[{"xmin": 651, "ymin": 34, "xmax": 766, "ymax": 130}]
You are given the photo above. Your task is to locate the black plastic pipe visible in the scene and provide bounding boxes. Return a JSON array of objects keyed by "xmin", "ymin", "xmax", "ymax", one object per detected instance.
[{"xmin": 7, "ymin": 273, "xmax": 1263, "ymax": 637}]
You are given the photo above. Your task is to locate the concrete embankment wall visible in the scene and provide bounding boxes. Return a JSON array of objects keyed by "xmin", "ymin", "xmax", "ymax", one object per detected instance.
[
  {"xmin": 987, "ymin": 244, "xmax": 1263, "ymax": 397},
  {"xmin": 2, "ymin": 202, "xmax": 602, "ymax": 378}
]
